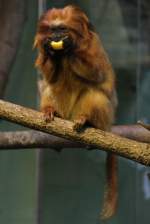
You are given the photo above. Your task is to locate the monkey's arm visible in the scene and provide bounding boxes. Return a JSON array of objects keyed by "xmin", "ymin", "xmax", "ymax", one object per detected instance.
[
  {"xmin": 70, "ymin": 58, "xmax": 104, "ymax": 83},
  {"xmin": 39, "ymin": 80, "xmax": 55, "ymax": 121},
  {"xmin": 35, "ymin": 53, "xmax": 55, "ymax": 83},
  {"xmin": 72, "ymin": 57, "xmax": 117, "ymax": 107}
]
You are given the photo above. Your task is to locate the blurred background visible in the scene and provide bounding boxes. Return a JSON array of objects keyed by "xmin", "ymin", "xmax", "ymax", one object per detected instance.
[{"xmin": 0, "ymin": 0, "xmax": 150, "ymax": 223}]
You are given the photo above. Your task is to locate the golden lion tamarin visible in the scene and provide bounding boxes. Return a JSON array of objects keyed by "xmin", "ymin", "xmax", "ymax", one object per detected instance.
[{"xmin": 34, "ymin": 5, "xmax": 118, "ymax": 219}]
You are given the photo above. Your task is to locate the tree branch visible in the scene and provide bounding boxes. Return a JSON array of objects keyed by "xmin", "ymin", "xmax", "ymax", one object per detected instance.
[
  {"xmin": 0, "ymin": 99, "xmax": 150, "ymax": 166},
  {"xmin": 0, "ymin": 131, "xmax": 85, "ymax": 150},
  {"xmin": 137, "ymin": 120, "xmax": 150, "ymax": 131},
  {"xmin": 0, "ymin": 124, "xmax": 150, "ymax": 150}
]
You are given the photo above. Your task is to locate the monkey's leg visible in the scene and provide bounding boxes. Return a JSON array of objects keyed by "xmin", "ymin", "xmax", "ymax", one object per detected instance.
[
  {"xmin": 40, "ymin": 86, "xmax": 55, "ymax": 122},
  {"xmin": 73, "ymin": 115, "xmax": 87, "ymax": 131},
  {"xmin": 72, "ymin": 90, "xmax": 114, "ymax": 130}
]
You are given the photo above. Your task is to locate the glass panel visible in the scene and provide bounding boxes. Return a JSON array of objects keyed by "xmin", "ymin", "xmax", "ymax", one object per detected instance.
[
  {"xmin": 0, "ymin": 1, "xmax": 38, "ymax": 224},
  {"xmin": 39, "ymin": 1, "xmax": 150, "ymax": 224},
  {"xmin": 0, "ymin": 0, "xmax": 149, "ymax": 223}
]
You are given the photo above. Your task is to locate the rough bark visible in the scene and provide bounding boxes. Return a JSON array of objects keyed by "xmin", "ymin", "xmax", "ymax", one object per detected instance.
[{"xmin": 0, "ymin": 99, "xmax": 150, "ymax": 166}]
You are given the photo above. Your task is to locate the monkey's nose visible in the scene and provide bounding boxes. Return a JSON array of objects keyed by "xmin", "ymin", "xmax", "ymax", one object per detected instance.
[{"xmin": 51, "ymin": 34, "xmax": 62, "ymax": 42}]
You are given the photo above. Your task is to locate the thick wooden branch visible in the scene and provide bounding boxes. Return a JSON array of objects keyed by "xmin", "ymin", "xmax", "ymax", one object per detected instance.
[{"xmin": 0, "ymin": 99, "xmax": 150, "ymax": 166}]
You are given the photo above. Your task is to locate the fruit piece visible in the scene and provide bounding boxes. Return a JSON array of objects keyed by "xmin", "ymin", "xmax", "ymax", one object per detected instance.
[{"xmin": 50, "ymin": 40, "xmax": 64, "ymax": 50}]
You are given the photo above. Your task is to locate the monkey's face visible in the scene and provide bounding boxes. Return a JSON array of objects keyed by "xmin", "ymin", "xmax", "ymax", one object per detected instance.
[
  {"xmin": 42, "ymin": 24, "xmax": 74, "ymax": 57},
  {"xmin": 34, "ymin": 5, "xmax": 92, "ymax": 58}
]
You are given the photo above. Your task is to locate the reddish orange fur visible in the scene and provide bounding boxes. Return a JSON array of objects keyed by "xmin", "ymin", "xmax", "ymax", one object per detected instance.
[{"xmin": 34, "ymin": 5, "xmax": 118, "ymax": 219}]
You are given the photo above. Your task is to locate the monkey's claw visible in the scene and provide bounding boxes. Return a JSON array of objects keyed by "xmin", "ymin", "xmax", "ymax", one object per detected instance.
[
  {"xmin": 43, "ymin": 112, "xmax": 54, "ymax": 122},
  {"xmin": 73, "ymin": 122, "xmax": 83, "ymax": 132},
  {"xmin": 73, "ymin": 116, "xmax": 87, "ymax": 132},
  {"xmin": 42, "ymin": 106, "xmax": 55, "ymax": 122}
]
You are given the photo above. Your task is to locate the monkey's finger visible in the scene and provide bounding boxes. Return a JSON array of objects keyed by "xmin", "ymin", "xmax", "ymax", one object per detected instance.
[
  {"xmin": 73, "ymin": 122, "xmax": 84, "ymax": 132},
  {"xmin": 42, "ymin": 106, "xmax": 55, "ymax": 122},
  {"xmin": 73, "ymin": 116, "xmax": 87, "ymax": 132},
  {"xmin": 43, "ymin": 111, "xmax": 54, "ymax": 122}
]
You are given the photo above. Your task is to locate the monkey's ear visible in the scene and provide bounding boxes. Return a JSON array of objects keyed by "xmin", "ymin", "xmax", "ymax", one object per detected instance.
[
  {"xmin": 33, "ymin": 38, "xmax": 38, "ymax": 49},
  {"xmin": 88, "ymin": 22, "xmax": 95, "ymax": 32}
]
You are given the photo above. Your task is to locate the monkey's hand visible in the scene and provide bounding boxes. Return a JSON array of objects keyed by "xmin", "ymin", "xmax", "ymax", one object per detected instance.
[{"xmin": 42, "ymin": 106, "xmax": 55, "ymax": 122}]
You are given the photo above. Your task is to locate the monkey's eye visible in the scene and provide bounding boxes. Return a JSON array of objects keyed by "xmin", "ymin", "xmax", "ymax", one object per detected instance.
[
  {"xmin": 59, "ymin": 26, "xmax": 68, "ymax": 31},
  {"xmin": 38, "ymin": 25, "xmax": 49, "ymax": 33},
  {"xmin": 49, "ymin": 25, "xmax": 68, "ymax": 33},
  {"xmin": 38, "ymin": 20, "xmax": 51, "ymax": 33},
  {"xmin": 69, "ymin": 27, "xmax": 83, "ymax": 38}
]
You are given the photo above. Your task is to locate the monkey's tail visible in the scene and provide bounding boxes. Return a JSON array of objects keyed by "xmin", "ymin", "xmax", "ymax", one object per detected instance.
[{"xmin": 100, "ymin": 153, "xmax": 118, "ymax": 220}]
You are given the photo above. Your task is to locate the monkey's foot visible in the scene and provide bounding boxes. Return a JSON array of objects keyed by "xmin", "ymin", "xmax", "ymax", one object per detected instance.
[
  {"xmin": 42, "ymin": 106, "xmax": 55, "ymax": 122},
  {"xmin": 73, "ymin": 116, "xmax": 87, "ymax": 132}
]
